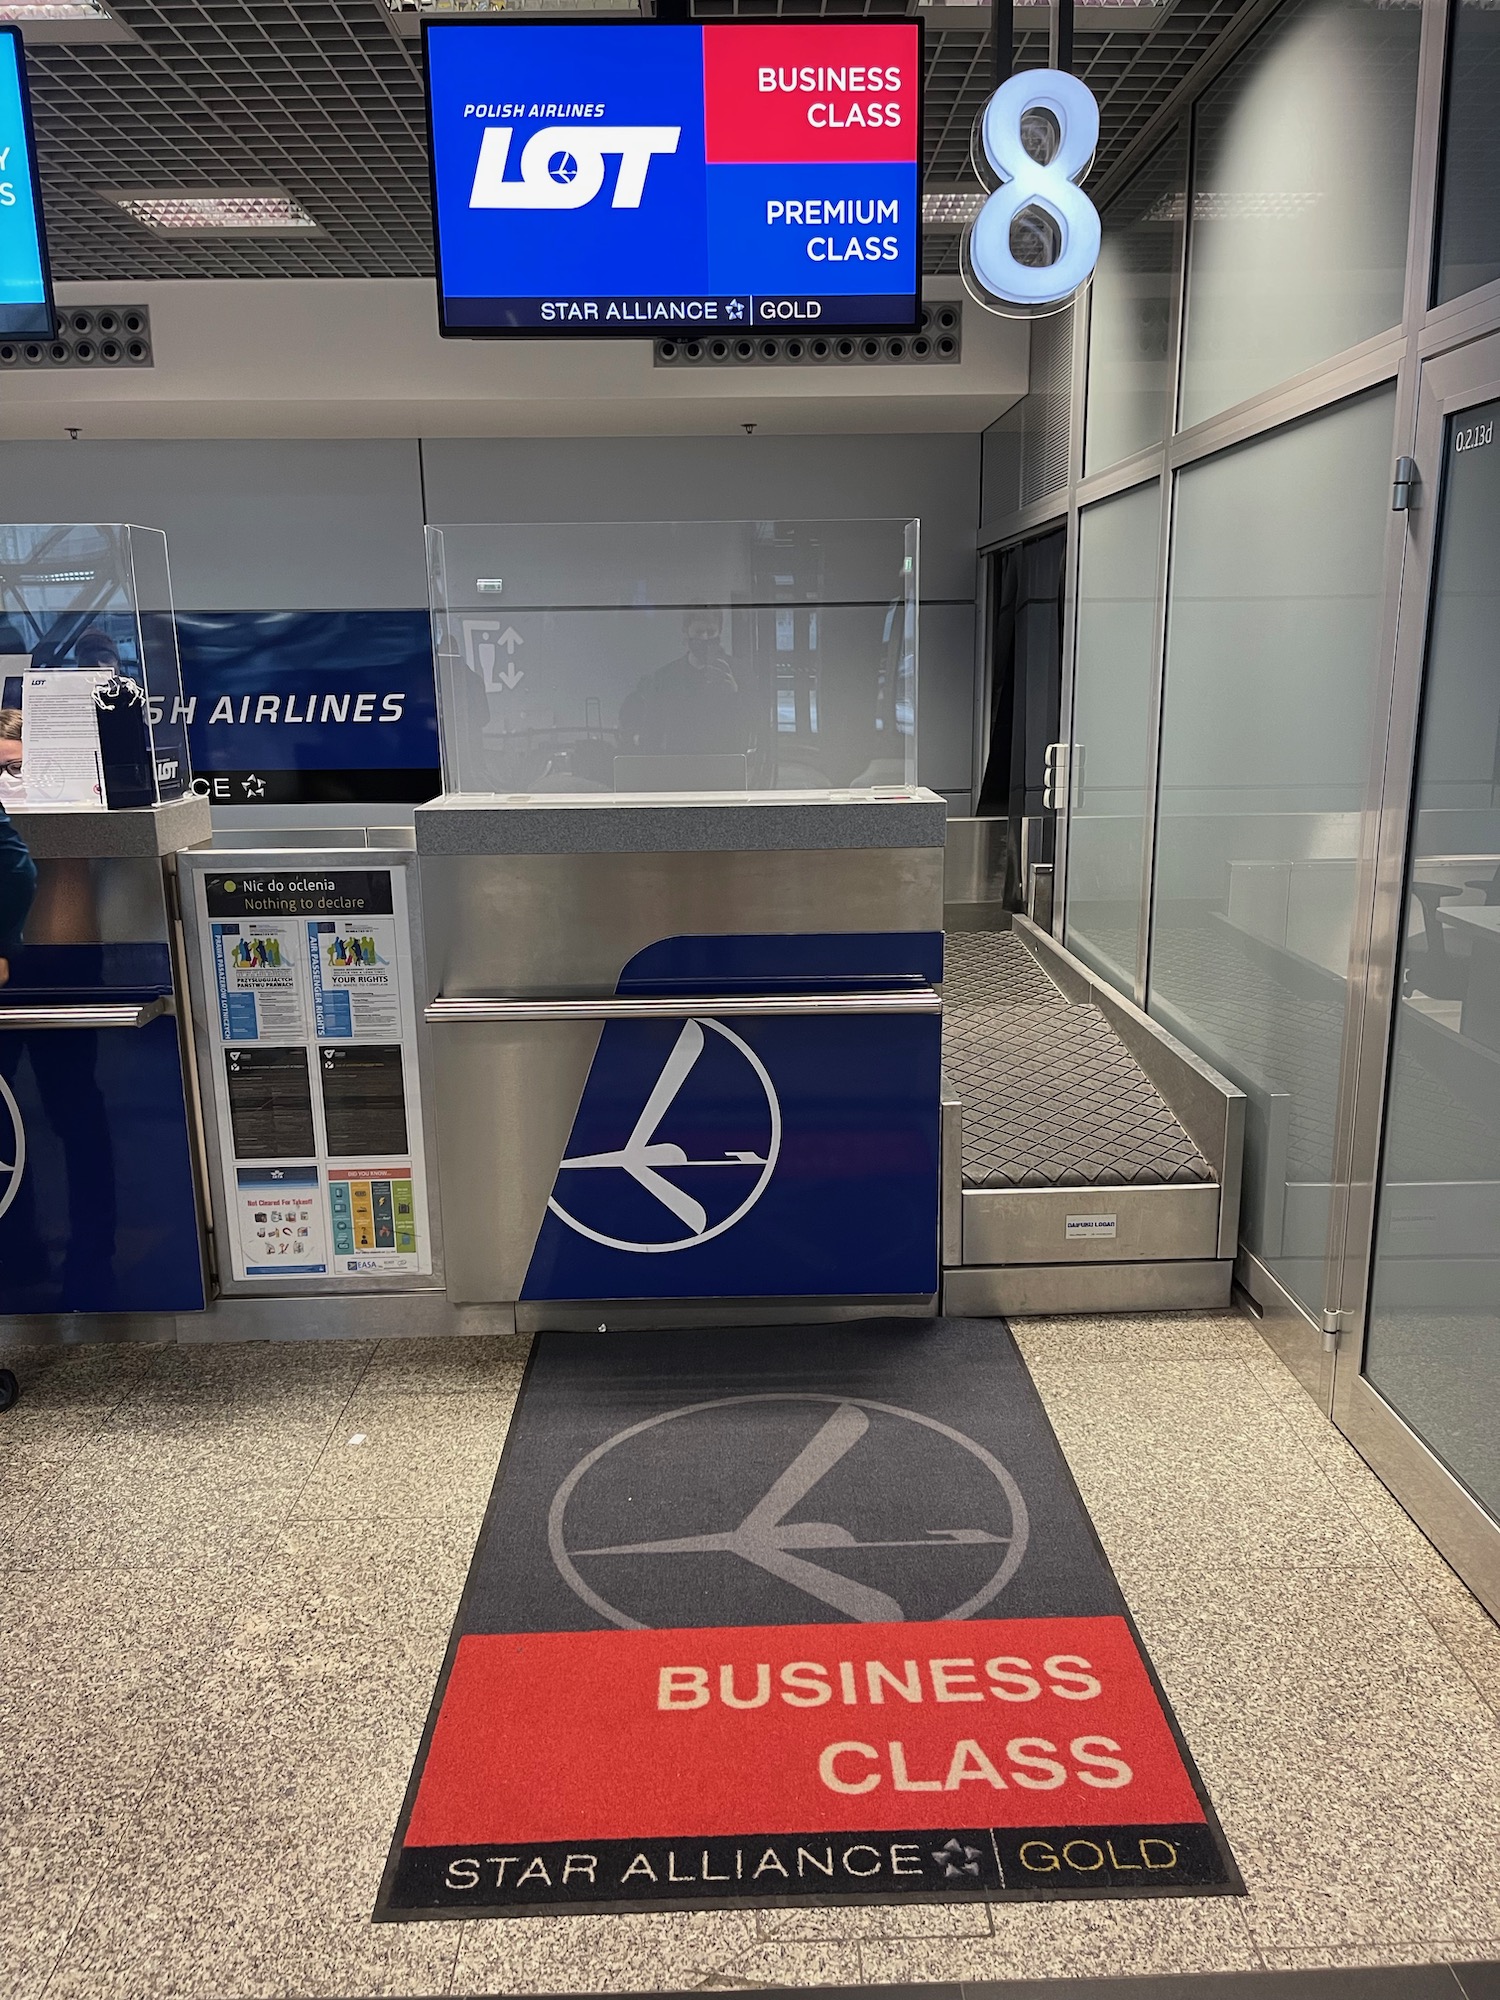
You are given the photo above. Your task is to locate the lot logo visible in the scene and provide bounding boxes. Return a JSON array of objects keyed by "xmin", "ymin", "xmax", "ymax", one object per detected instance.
[
  {"xmin": 549, "ymin": 1017, "xmax": 779, "ymax": 1254},
  {"xmin": 470, "ymin": 124, "xmax": 681, "ymax": 210},
  {"xmin": 0, "ymin": 1074, "xmax": 25, "ymax": 1221},
  {"xmin": 548, "ymin": 1394, "xmax": 1030, "ymax": 1629},
  {"xmin": 963, "ymin": 69, "xmax": 1101, "ymax": 316}
]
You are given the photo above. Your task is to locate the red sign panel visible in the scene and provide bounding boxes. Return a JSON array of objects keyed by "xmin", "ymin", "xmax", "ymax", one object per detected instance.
[
  {"xmin": 405, "ymin": 1614, "xmax": 1206, "ymax": 1848},
  {"xmin": 702, "ymin": 23, "xmax": 920, "ymax": 166}
]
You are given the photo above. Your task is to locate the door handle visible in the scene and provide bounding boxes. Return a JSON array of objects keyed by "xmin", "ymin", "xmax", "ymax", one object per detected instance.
[
  {"xmin": 0, "ymin": 996, "xmax": 172, "ymax": 1031},
  {"xmin": 425, "ymin": 991, "xmax": 941, "ymax": 1024}
]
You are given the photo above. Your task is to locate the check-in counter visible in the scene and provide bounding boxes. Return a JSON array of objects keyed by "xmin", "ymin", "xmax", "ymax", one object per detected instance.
[
  {"xmin": 417, "ymin": 790, "xmax": 945, "ymax": 1327},
  {"xmin": 0, "ymin": 794, "xmax": 213, "ymax": 1321}
]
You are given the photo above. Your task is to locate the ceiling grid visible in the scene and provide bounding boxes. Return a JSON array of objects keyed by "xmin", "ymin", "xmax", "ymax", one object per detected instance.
[{"xmin": 19, "ymin": 0, "xmax": 1258, "ymax": 282}]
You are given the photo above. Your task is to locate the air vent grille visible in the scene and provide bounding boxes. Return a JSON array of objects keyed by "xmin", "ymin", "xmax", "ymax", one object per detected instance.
[
  {"xmin": 1020, "ymin": 305, "xmax": 1072, "ymax": 505},
  {"xmin": 655, "ymin": 301, "xmax": 960, "ymax": 366},
  {"xmin": 0, "ymin": 303, "xmax": 152, "ymax": 368}
]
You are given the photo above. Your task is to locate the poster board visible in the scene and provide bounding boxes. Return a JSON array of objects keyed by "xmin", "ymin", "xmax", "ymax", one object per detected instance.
[{"xmin": 191, "ymin": 862, "xmax": 434, "ymax": 1283}]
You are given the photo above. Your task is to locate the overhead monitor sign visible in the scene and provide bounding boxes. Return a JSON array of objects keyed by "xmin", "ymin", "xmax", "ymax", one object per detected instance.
[
  {"xmin": 0, "ymin": 26, "xmax": 54, "ymax": 339},
  {"xmin": 424, "ymin": 20, "xmax": 922, "ymax": 336}
]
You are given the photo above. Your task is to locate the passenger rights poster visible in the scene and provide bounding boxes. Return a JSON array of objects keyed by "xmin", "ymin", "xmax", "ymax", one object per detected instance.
[{"xmin": 194, "ymin": 866, "xmax": 433, "ymax": 1284}]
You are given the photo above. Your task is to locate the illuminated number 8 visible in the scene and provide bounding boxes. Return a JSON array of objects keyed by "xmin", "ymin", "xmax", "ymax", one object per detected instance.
[{"xmin": 963, "ymin": 70, "xmax": 1102, "ymax": 314}]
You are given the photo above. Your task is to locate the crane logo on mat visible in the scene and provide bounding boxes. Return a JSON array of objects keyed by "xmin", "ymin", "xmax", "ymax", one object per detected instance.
[
  {"xmin": 0, "ymin": 1075, "xmax": 25, "ymax": 1221},
  {"xmin": 470, "ymin": 125, "xmax": 682, "ymax": 210},
  {"xmin": 549, "ymin": 1017, "xmax": 780, "ymax": 1254},
  {"xmin": 549, "ymin": 1394, "xmax": 1029, "ymax": 1630}
]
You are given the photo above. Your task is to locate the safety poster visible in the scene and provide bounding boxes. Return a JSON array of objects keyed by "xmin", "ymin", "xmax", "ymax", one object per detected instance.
[{"xmin": 194, "ymin": 866, "xmax": 432, "ymax": 1283}]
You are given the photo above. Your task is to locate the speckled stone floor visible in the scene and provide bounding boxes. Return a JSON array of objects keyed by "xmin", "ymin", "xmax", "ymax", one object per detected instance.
[{"xmin": 2, "ymin": 1311, "xmax": 1499, "ymax": 1999}]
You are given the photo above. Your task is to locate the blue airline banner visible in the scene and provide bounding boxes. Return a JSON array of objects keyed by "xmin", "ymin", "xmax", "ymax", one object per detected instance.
[
  {"xmin": 425, "ymin": 20, "xmax": 921, "ymax": 334},
  {"xmin": 173, "ymin": 611, "xmax": 440, "ymax": 806},
  {"xmin": 0, "ymin": 27, "xmax": 52, "ymax": 338}
]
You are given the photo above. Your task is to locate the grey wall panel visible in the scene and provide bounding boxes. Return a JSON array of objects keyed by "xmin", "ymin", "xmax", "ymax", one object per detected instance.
[
  {"xmin": 418, "ymin": 434, "xmax": 982, "ymax": 602},
  {"xmin": 1, "ymin": 439, "xmax": 429, "ymax": 610}
]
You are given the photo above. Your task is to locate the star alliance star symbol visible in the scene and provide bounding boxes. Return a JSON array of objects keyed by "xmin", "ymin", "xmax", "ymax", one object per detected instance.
[
  {"xmin": 932, "ymin": 1837, "xmax": 984, "ymax": 1880},
  {"xmin": 727, "ymin": 298, "xmax": 746, "ymax": 320},
  {"xmin": 241, "ymin": 773, "xmax": 266, "ymax": 798}
]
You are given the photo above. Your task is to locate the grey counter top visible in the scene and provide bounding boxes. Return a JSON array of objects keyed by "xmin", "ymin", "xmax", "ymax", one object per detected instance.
[
  {"xmin": 6, "ymin": 791, "xmax": 214, "ymax": 859},
  {"xmin": 414, "ymin": 790, "xmax": 948, "ymax": 857}
]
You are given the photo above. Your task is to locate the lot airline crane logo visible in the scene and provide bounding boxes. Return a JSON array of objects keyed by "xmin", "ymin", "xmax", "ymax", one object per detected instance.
[
  {"xmin": 427, "ymin": 21, "xmax": 920, "ymax": 329},
  {"xmin": 0, "ymin": 1074, "xmax": 24, "ymax": 1221},
  {"xmin": 548, "ymin": 1017, "xmax": 780, "ymax": 1255}
]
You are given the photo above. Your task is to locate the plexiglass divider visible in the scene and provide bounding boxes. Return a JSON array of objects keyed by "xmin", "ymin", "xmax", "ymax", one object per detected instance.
[
  {"xmin": 426, "ymin": 519, "xmax": 918, "ymax": 800},
  {"xmin": 0, "ymin": 522, "xmax": 192, "ymax": 808}
]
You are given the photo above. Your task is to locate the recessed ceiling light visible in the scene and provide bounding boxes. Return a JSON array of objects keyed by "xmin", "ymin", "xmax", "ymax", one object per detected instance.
[
  {"xmin": 0, "ymin": 0, "xmax": 109, "ymax": 16},
  {"xmin": 383, "ymin": 0, "xmax": 646, "ymax": 27},
  {"xmin": 103, "ymin": 190, "xmax": 321, "ymax": 234},
  {"xmin": 0, "ymin": 0, "xmax": 135, "ymax": 39},
  {"xmin": 924, "ymin": 187, "xmax": 986, "ymax": 230}
]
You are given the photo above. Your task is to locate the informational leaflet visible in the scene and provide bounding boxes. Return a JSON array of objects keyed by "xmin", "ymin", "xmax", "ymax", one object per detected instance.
[
  {"xmin": 195, "ymin": 866, "xmax": 432, "ymax": 1283},
  {"xmin": 307, "ymin": 915, "xmax": 402, "ymax": 1038},
  {"xmin": 210, "ymin": 920, "xmax": 306, "ymax": 1042},
  {"xmin": 234, "ymin": 1165, "xmax": 329, "ymax": 1278},
  {"xmin": 20, "ymin": 670, "xmax": 108, "ymax": 808}
]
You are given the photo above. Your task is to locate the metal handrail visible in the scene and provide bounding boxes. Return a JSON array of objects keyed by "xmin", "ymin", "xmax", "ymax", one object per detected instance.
[
  {"xmin": 425, "ymin": 991, "xmax": 941, "ymax": 1024},
  {"xmin": 0, "ymin": 996, "xmax": 172, "ymax": 1031}
]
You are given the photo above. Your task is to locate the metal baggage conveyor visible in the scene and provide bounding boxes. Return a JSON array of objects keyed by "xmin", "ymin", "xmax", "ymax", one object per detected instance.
[{"xmin": 940, "ymin": 916, "xmax": 1245, "ymax": 1318}]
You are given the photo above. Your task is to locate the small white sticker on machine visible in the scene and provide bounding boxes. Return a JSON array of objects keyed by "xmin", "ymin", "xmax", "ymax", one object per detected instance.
[{"xmin": 1066, "ymin": 1213, "xmax": 1118, "ymax": 1241}]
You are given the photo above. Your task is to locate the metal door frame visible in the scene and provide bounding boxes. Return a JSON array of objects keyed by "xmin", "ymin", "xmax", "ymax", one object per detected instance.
[{"xmin": 1330, "ymin": 328, "xmax": 1500, "ymax": 1622}]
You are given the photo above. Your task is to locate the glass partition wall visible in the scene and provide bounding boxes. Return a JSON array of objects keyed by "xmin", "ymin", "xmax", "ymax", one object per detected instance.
[{"xmin": 978, "ymin": 0, "xmax": 1500, "ymax": 1615}]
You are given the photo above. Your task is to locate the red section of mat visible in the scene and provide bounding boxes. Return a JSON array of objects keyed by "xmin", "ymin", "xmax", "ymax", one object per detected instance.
[{"xmin": 404, "ymin": 1615, "xmax": 1205, "ymax": 1848}]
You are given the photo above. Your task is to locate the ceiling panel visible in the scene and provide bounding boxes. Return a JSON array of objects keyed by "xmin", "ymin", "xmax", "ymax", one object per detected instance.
[{"xmin": 20, "ymin": 0, "xmax": 1259, "ymax": 283}]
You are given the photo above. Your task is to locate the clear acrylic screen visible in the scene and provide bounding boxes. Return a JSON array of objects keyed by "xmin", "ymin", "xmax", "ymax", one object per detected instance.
[
  {"xmin": 427, "ymin": 519, "xmax": 918, "ymax": 798},
  {"xmin": 0, "ymin": 522, "xmax": 190, "ymax": 804}
]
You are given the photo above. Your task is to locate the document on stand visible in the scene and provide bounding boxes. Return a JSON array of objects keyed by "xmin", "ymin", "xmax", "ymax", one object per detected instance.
[{"xmin": 20, "ymin": 671, "xmax": 107, "ymax": 808}]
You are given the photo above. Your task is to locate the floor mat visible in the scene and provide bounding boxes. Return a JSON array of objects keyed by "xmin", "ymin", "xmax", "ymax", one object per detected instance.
[{"xmin": 376, "ymin": 1318, "xmax": 1241, "ymax": 1920}]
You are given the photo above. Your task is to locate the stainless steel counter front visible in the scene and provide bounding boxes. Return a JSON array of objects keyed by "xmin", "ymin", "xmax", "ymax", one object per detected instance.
[{"xmin": 414, "ymin": 792, "xmax": 947, "ymax": 1323}]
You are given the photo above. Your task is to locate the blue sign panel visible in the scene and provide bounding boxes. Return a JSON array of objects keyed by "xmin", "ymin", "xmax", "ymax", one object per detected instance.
[
  {"xmin": 522, "ymin": 932, "xmax": 941, "ymax": 1303},
  {"xmin": 173, "ymin": 611, "xmax": 441, "ymax": 806},
  {"xmin": 0, "ymin": 27, "xmax": 53, "ymax": 339},
  {"xmin": 0, "ymin": 1010, "xmax": 204, "ymax": 1314},
  {"xmin": 425, "ymin": 20, "xmax": 921, "ymax": 335}
]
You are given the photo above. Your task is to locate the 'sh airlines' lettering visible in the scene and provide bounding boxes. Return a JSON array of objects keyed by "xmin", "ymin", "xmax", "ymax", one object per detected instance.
[{"xmin": 470, "ymin": 125, "xmax": 681, "ymax": 210}]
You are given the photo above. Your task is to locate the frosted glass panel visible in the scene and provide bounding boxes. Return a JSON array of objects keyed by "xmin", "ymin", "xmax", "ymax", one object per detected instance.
[
  {"xmin": 1084, "ymin": 134, "xmax": 1185, "ymax": 474},
  {"xmin": 1365, "ymin": 399, "xmax": 1500, "ymax": 1523},
  {"xmin": 1178, "ymin": 0, "xmax": 1419, "ymax": 430},
  {"xmin": 1148, "ymin": 389, "xmax": 1395, "ymax": 1313},
  {"xmin": 1064, "ymin": 481, "xmax": 1160, "ymax": 994},
  {"xmin": 1435, "ymin": 1, "xmax": 1500, "ymax": 305}
]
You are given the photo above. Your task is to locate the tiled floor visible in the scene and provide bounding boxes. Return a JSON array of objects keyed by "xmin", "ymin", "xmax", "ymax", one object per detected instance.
[{"xmin": 2, "ymin": 1310, "xmax": 1499, "ymax": 1998}]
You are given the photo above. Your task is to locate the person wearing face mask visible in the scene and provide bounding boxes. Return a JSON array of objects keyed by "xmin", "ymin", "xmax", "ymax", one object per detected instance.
[
  {"xmin": 618, "ymin": 607, "xmax": 746, "ymax": 756},
  {"xmin": 0, "ymin": 710, "xmax": 37, "ymax": 987}
]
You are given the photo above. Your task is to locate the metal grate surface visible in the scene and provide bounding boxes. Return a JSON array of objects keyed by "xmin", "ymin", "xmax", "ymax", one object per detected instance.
[
  {"xmin": 942, "ymin": 928, "xmax": 1214, "ymax": 1190},
  {"xmin": 942, "ymin": 926, "xmax": 1067, "ymax": 1008},
  {"xmin": 23, "ymin": 0, "xmax": 1264, "ymax": 281}
]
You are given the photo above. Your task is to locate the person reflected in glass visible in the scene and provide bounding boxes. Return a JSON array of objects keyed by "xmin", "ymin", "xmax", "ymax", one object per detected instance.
[{"xmin": 619, "ymin": 608, "xmax": 747, "ymax": 754}]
